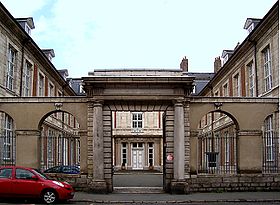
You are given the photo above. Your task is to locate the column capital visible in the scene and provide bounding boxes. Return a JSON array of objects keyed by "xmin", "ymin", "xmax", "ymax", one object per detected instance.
[
  {"xmin": 173, "ymin": 97, "xmax": 185, "ymax": 106},
  {"xmin": 88, "ymin": 99, "xmax": 104, "ymax": 107}
]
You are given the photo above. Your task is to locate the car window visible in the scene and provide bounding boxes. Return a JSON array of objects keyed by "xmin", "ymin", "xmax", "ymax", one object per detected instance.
[
  {"xmin": 46, "ymin": 166, "xmax": 60, "ymax": 173},
  {"xmin": 62, "ymin": 166, "xmax": 72, "ymax": 173},
  {"xmin": 16, "ymin": 168, "xmax": 35, "ymax": 180},
  {"xmin": 0, "ymin": 168, "xmax": 12, "ymax": 179}
]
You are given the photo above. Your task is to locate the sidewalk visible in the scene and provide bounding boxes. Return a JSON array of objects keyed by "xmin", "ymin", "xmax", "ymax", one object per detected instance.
[{"xmin": 72, "ymin": 191, "xmax": 280, "ymax": 204}]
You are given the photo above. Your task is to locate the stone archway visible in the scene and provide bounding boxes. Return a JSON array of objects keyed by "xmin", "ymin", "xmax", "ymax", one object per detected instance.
[{"xmin": 83, "ymin": 75, "xmax": 194, "ymax": 193}]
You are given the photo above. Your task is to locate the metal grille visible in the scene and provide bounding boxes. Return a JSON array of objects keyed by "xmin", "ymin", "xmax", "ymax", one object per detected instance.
[
  {"xmin": 0, "ymin": 134, "xmax": 16, "ymax": 166},
  {"xmin": 262, "ymin": 131, "xmax": 279, "ymax": 173},
  {"xmin": 40, "ymin": 134, "xmax": 80, "ymax": 170},
  {"xmin": 198, "ymin": 131, "xmax": 237, "ymax": 175}
]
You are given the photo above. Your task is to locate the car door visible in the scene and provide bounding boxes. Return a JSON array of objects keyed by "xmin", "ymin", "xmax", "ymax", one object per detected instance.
[
  {"xmin": 0, "ymin": 167, "xmax": 13, "ymax": 196},
  {"xmin": 12, "ymin": 168, "xmax": 42, "ymax": 197}
]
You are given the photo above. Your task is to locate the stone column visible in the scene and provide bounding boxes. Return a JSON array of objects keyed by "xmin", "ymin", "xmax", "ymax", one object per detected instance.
[
  {"xmin": 92, "ymin": 101, "xmax": 104, "ymax": 179},
  {"xmin": 237, "ymin": 130, "xmax": 262, "ymax": 173},
  {"xmin": 89, "ymin": 100, "xmax": 107, "ymax": 193},
  {"xmin": 15, "ymin": 130, "xmax": 40, "ymax": 168},
  {"xmin": 173, "ymin": 99, "xmax": 185, "ymax": 180},
  {"xmin": 79, "ymin": 130, "xmax": 88, "ymax": 174}
]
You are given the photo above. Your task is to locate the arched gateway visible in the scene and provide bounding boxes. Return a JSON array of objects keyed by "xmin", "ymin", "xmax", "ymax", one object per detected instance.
[{"xmin": 0, "ymin": 74, "xmax": 278, "ymax": 193}]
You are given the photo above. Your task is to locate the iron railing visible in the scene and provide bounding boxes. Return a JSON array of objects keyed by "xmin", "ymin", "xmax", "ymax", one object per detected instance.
[
  {"xmin": 40, "ymin": 135, "xmax": 80, "ymax": 171},
  {"xmin": 0, "ymin": 134, "xmax": 16, "ymax": 166},
  {"xmin": 262, "ymin": 131, "xmax": 279, "ymax": 173},
  {"xmin": 197, "ymin": 131, "xmax": 237, "ymax": 175}
]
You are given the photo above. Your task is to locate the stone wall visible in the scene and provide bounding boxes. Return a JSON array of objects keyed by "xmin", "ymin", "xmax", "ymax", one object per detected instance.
[{"xmin": 186, "ymin": 174, "xmax": 280, "ymax": 193}]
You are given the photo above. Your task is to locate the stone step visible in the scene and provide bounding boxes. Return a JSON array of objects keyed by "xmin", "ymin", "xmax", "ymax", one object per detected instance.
[{"xmin": 113, "ymin": 187, "xmax": 165, "ymax": 194}]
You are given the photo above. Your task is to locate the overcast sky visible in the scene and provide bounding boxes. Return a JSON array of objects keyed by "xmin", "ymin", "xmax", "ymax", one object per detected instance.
[{"xmin": 1, "ymin": 0, "xmax": 277, "ymax": 77}]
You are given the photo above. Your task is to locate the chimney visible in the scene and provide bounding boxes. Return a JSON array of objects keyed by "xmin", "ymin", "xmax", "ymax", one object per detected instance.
[
  {"xmin": 180, "ymin": 56, "xmax": 188, "ymax": 72},
  {"xmin": 214, "ymin": 57, "xmax": 221, "ymax": 73}
]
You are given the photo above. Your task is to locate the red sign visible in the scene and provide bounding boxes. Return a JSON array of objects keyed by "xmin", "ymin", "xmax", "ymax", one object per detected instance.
[{"xmin": 167, "ymin": 154, "xmax": 174, "ymax": 161}]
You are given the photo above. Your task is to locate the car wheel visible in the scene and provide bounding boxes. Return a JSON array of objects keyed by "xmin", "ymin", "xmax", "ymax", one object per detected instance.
[{"xmin": 42, "ymin": 190, "xmax": 57, "ymax": 204}]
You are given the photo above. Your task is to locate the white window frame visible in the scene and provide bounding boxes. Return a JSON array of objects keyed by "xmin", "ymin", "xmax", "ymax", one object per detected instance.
[
  {"xmin": 38, "ymin": 72, "xmax": 45, "ymax": 96},
  {"xmin": 132, "ymin": 112, "xmax": 143, "ymax": 132},
  {"xmin": 6, "ymin": 45, "xmax": 17, "ymax": 91},
  {"xmin": 263, "ymin": 47, "xmax": 272, "ymax": 92},
  {"xmin": 48, "ymin": 81, "xmax": 54, "ymax": 97},
  {"xmin": 22, "ymin": 59, "xmax": 32, "ymax": 96},
  {"xmin": 148, "ymin": 142, "xmax": 154, "ymax": 166},
  {"xmin": 223, "ymin": 83, "xmax": 229, "ymax": 97},
  {"xmin": 47, "ymin": 129, "xmax": 54, "ymax": 167},
  {"xmin": 121, "ymin": 142, "xmax": 127, "ymax": 166},
  {"xmin": 233, "ymin": 72, "xmax": 241, "ymax": 96},
  {"xmin": 4, "ymin": 115, "xmax": 13, "ymax": 160},
  {"xmin": 224, "ymin": 131, "xmax": 230, "ymax": 165},
  {"xmin": 247, "ymin": 61, "xmax": 255, "ymax": 97},
  {"xmin": 25, "ymin": 24, "xmax": 31, "ymax": 35},
  {"xmin": 264, "ymin": 115, "xmax": 274, "ymax": 162}
]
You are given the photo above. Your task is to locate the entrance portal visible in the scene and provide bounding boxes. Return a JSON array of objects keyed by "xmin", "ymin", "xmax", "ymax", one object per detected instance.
[
  {"xmin": 132, "ymin": 143, "xmax": 144, "ymax": 170},
  {"xmin": 112, "ymin": 110, "xmax": 165, "ymax": 191}
]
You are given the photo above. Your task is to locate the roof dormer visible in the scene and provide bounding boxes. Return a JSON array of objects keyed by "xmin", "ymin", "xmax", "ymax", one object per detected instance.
[
  {"xmin": 42, "ymin": 49, "xmax": 55, "ymax": 62},
  {"xmin": 243, "ymin": 18, "xmax": 261, "ymax": 34},
  {"xmin": 16, "ymin": 17, "xmax": 35, "ymax": 36},
  {"xmin": 221, "ymin": 50, "xmax": 234, "ymax": 66}
]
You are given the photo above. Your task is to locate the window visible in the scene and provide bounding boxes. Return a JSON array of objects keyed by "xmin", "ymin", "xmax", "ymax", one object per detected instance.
[
  {"xmin": 223, "ymin": 83, "xmax": 228, "ymax": 97},
  {"xmin": 148, "ymin": 142, "xmax": 154, "ymax": 166},
  {"xmin": 132, "ymin": 112, "xmax": 143, "ymax": 131},
  {"xmin": 47, "ymin": 129, "xmax": 54, "ymax": 167},
  {"xmin": 22, "ymin": 60, "xmax": 32, "ymax": 96},
  {"xmin": 233, "ymin": 73, "xmax": 241, "ymax": 96},
  {"xmin": 4, "ymin": 115, "xmax": 13, "ymax": 160},
  {"xmin": 214, "ymin": 91, "xmax": 219, "ymax": 97},
  {"xmin": 25, "ymin": 24, "xmax": 31, "ymax": 35},
  {"xmin": 16, "ymin": 168, "xmax": 35, "ymax": 179},
  {"xmin": 247, "ymin": 62, "xmax": 255, "ymax": 97},
  {"xmin": 0, "ymin": 168, "xmax": 12, "ymax": 178},
  {"xmin": 6, "ymin": 46, "xmax": 16, "ymax": 90},
  {"xmin": 263, "ymin": 47, "xmax": 272, "ymax": 92},
  {"xmin": 38, "ymin": 73, "xmax": 45, "ymax": 96},
  {"xmin": 224, "ymin": 131, "xmax": 230, "ymax": 165},
  {"xmin": 121, "ymin": 142, "xmax": 127, "ymax": 166},
  {"xmin": 48, "ymin": 83, "xmax": 54, "ymax": 97},
  {"xmin": 264, "ymin": 115, "xmax": 274, "ymax": 162},
  {"xmin": 79, "ymin": 83, "xmax": 85, "ymax": 94}
]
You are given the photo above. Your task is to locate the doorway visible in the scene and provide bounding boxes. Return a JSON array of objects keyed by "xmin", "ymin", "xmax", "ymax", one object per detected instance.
[{"xmin": 131, "ymin": 143, "xmax": 144, "ymax": 170}]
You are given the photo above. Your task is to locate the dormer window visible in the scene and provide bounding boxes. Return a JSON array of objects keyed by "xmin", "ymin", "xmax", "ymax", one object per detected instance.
[
  {"xmin": 16, "ymin": 17, "xmax": 35, "ymax": 36},
  {"xmin": 243, "ymin": 18, "xmax": 261, "ymax": 34},
  {"xmin": 25, "ymin": 24, "xmax": 31, "ymax": 35},
  {"xmin": 42, "ymin": 49, "xmax": 55, "ymax": 62},
  {"xmin": 221, "ymin": 50, "xmax": 234, "ymax": 66}
]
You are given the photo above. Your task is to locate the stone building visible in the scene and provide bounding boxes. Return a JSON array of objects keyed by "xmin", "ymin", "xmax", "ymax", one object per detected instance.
[
  {"xmin": 196, "ymin": 1, "xmax": 279, "ymax": 177},
  {"xmin": 0, "ymin": 2, "xmax": 79, "ymax": 169},
  {"xmin": 0, "ymin": 1, "xmax": 278, "ymax": 194}
]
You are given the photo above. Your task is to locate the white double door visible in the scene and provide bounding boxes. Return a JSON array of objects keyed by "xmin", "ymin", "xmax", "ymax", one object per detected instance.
[{"xmin": 131, "ymin": 143, "xmax": 144, "ymax": 170}]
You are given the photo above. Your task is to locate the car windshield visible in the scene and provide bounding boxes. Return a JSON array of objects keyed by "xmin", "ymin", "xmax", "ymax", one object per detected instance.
[{"xmin": 33, "ymin": 169, "xmax": 51, "ymax": 180}]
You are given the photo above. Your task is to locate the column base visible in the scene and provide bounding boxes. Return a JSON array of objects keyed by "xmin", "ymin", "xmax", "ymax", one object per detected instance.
[
  {"xmin": 88, "ymin": 180, "xmax": 108, "ymax": 194},
  {"xmin": 170, "ymin": 180, "xmax": 189, "ymax": 194}
]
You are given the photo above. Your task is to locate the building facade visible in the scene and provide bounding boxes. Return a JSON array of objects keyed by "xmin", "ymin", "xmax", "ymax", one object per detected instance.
[
  {"xmin": 198, "ymin": 1, "xmax": 279, "ymax": 175},
  {"xmin": 0, "ymin": 3, "xmax": 80, "ymax": 169},
  {"xmin": 0, "ymin": 1, "xmax": 278, "ymax": 194}
]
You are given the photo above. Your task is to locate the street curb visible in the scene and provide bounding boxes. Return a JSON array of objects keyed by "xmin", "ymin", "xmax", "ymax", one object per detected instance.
[{"xmin": 72, "ymin": 199, "xmax": 280, "ymax": 203}]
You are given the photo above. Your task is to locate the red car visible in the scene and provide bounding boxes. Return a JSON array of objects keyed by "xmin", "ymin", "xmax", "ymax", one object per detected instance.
[{"xmin": 0, "ymin": 166, "xmax": 74, "ymax": 204}]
